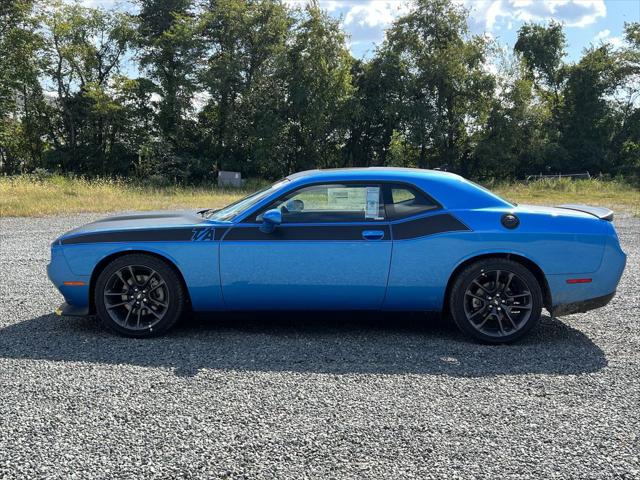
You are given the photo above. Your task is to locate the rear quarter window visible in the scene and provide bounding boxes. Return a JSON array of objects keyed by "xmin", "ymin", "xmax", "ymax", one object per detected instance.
[{"xmin": 386, "ymin": 185, "xmax": 440, "ymax": 220}]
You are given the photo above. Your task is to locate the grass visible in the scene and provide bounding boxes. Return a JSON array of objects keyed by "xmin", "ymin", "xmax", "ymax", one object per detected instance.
[
  {"xmin": 0, "ymin": 174, "xmax": 638, "ymax": 217},
  {"xmin": 0, "ymin": 175, "xmax": 252, "ymax": 217},
  {"xmin": 490, "ymin": 177, "xmax": 639, "ymax": 216}
]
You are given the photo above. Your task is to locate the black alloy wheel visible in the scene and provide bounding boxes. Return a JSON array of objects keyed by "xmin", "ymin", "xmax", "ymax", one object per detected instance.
[
  {"xmin": 94, "ymin": 254, "xmax": 185, "ymax": 337},
  {"xmin": 449, "ymin": 259, "xmax": 543, "ymax": 343}
]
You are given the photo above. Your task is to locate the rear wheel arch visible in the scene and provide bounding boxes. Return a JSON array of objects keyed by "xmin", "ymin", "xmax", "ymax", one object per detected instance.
[
  {"xmin": 443, "ymin": 253, "xmax": 551, "ymax": 313},
  {"xmin": 88, "ymin": 250, "xmax": 191, "ymax": 315}
]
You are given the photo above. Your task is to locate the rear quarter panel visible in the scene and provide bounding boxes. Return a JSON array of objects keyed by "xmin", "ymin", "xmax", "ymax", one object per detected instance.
[{"xmin": 384, "ymin": 208, "xmax": 607, "ymax": 311}]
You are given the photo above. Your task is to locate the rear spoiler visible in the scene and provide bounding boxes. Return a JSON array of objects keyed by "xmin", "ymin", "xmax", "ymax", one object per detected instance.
[{"xmin": 556, "ymin": 204, "xmax": 614, "ymax": 221}]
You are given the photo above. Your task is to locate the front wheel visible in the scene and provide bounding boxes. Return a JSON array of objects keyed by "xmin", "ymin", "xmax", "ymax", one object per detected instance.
[
  {"xmin": 449, "ymin": 259, "xmax": 543, "ymax": 343},
  {"xmin": 94, "ymin": 254, "xmax": 185, "ymax": 338}
]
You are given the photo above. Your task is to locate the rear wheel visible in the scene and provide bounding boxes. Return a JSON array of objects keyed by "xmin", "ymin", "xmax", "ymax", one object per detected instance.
[
  {"xmin": 449, "ymin": 259, "xmax": 543, "ymax": 343},
  {"xmin": 94, "ymin": 254, "xmax": 185, "ymax": 338}
]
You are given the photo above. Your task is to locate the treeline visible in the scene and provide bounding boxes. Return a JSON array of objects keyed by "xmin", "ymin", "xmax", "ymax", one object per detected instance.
[{"xmin": 1, "ymin": 0, "xmax": 639, "ymax": 184}]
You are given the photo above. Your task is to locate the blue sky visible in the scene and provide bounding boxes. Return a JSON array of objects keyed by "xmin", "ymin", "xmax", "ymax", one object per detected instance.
[
  {"xmin": 286, "ymin": 0, "xmax": 639, "ymax": 60},
  {"xmin": 84, "ymin": 0, "xmax": 639, "ymax": 61}
]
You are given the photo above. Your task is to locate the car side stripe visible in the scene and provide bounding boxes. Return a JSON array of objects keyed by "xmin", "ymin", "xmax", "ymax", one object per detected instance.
[
  {"xmin": 391, "ymin": 213, "xmax": 471, "ymax": 240},
  {"xmin": 223, "ymin": 225, "xmax": 391, "ymax": 241},
  {"xmin": 60, "ymin": 226, "xmax": 228, "ymax": 244},
  {"xmin": 59, "ymin": 214, "xmax": 469, "ymax": 244}
]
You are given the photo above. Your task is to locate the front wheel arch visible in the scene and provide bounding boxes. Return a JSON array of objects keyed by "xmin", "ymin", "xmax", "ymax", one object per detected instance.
[
  {"xmin": 443, "ymin": 253, "xmax": 551, "ymax": 315},
  {"xmin": 88, "ymin": 250, "xmax": 191, "ymax": 315}
]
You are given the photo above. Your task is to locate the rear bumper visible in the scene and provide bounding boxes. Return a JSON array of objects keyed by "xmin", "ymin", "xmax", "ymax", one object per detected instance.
[
  {"xmin": 547, "ymin": 231, "xmax": 625, "ymax": 312},
  {"xmin": 55, "ymin": 302, "xmax": 90, "ymax": 317},
  {"xmin": 551, "ymin": 291, "xmax": 615, "ymax": 317}
]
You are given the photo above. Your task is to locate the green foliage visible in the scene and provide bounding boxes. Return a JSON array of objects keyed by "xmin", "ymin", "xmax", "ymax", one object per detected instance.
[
  {"xmin": 375, "ymin": 0, "xmax": 495, "ymax": 172},
  {"xmin": 281, "ymin": 3, "xmax": 353, "ymax": 173},
  {"xmin": 514, "ymin": 21, "xmax": 566, "ymax": 90},
  {"xmin": 198, "ymin": 0, "xmax": 292, "ymax": 176},
  {"xmin": 0, "ymin": 1, "xmax": 639, "ymax": 185},
  {"xmin": 0, "ymin": 0, "xmax": 45, "ymax": 173},
  {"xmin": 138, "ymin": 0, "xmax": 202, "ymax": 141}
]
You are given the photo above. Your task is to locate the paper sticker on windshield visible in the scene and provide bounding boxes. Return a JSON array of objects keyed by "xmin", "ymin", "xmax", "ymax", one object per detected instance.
[{"xmin": 365, "ymin": 187, "xmax": 381, "ymax": 219}]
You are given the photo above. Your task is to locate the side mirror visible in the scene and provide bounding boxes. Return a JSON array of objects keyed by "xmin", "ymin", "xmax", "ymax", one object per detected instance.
[{"xmin": 260, "ymin": 208, "xmax": 282, "ymax": 233}]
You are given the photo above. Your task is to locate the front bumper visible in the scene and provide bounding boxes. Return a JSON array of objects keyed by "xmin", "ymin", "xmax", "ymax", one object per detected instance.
[
  {"xmin": 48, "ymin": 245, "xmax": 91, "ymax": 311},
  {"xmin": 551, "ymin": 291, "xmax": 615, "ymax": 317}
]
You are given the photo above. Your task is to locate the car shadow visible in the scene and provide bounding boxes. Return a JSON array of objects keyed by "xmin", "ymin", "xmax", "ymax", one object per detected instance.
[{"xmin": 0, "ymin": 311, "xmax": 607, "ymax": 377}]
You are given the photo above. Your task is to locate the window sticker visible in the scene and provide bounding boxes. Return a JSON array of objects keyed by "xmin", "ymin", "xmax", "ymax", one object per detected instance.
[{"xmin": 365, "ymin": 186, "xmax": 382, "ymax": 219}]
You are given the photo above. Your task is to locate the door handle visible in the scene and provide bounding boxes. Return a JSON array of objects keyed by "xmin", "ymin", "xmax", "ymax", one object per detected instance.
[{"xmin": 362, "ymin": 230, "xmax": 385, "ymax": 241}]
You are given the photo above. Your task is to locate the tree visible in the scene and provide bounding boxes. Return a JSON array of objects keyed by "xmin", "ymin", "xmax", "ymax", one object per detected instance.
[
  {"xmin": 344, "ymin": 53, "xmax": 405, "ymax": 167},
  {"xmin": 514, "ymin": 22, "xmax": 566, "ymax": 94},
  {"xmin": 560, "ymin": 45, "xmax": 621, "ymax": 173},
  {"xmin": 1, "ymin": 0, "xmax": 638, "ymax": 184},
  {"xmin": 0, "ymin": 0, "xmax": 46, "ymax": 174},
  {"xmin": 198, "ymin": 0, "xmax": 291, "ymax": 176},
  {"xmin": 375, "ymin": 0, "xmax": 495, "ymax": 172},
  {"xmin": 611, "ymin": 22, "xmax": 640, "ymax": 178},
  {"xmin": 473, "ymin": 69, "xmax": 549, "ymax": 178},
  {"xmin": 137, "ymin": 0, "xmax": 202, "ymax": 141},
  {"xmin": 42, "ymin": 1, "xmax": 136, "ymax": 174},
  {"xmin": 278, "ymin": 3, "xmax": 353, "ymax": 174},
  {"xmin": 513, "ymin": 21, "xmax": 567, "ymax": 170}
]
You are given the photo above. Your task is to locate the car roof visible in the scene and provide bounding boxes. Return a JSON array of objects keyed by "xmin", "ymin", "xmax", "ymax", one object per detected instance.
[
  {"xmin": 286, "ymin": 167, "xmax": 460, "ymax": 182},
  {"xmin": 285, "ymin": 168, "xmax": 512, "ymax": 210}
]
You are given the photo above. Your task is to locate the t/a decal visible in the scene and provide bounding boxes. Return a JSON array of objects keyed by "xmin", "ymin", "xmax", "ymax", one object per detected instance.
[{"xmin": 191, "ymin": 227, "xmax": 216, "ymax": 241}]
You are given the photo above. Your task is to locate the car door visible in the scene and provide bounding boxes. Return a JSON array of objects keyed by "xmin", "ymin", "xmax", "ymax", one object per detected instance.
[{"xmin": 219, "ymin": 183, "xmax": 392, "ymax": 310}]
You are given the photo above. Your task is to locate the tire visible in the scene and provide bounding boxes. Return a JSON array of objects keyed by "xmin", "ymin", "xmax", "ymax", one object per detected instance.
[
  {"xmin": 449, "ymin": 258, "xmax": 543, "ymax": 344},
  {"xmin": 94, "ymin": 254, "xmax": 185, "ymax": 338}
]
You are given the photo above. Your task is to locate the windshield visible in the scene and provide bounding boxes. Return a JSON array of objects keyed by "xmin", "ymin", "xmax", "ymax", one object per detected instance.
[{"xmin": 206, "ymin": 179, "xmax": 289, "ymax": 221}]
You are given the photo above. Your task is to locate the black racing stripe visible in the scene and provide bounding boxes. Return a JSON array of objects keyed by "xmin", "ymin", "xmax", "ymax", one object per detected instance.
[
  {"xmin": 392, "ymin": 213, "xmax": 470, "ymax": 240},
  {"xmin": 224, "ymin": 225, "xmax": 391, "ymax": 241},
  {"xmin": 62, "ymin": 227, "xmax": 204, "ymax": 244},
  {"xmin": 213, "ymin": 227, "xmax": 229, "ymax": 240}
]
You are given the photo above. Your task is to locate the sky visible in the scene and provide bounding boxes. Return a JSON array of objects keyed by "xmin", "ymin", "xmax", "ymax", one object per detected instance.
[
  {"xmin": 284, "ymin": 0, "xmax": 640, "ymax": 60},
  {"xmin": 80, "ymin": 0, "xmax": 639, "ymax": 61}
]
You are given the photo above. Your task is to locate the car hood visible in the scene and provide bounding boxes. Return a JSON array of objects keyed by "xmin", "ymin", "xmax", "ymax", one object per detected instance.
[{"xmin": 56, "ymin": 210, "xmax": 226, "ymax": 243}]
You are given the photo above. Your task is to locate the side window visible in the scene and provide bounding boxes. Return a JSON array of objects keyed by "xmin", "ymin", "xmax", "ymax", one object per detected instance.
[
  {"xmin": 386, "ymin": 185, "xmax": 439, "ymax": 220},
  {"xmin": 257, "ymin": 184, "xmax": 385, "ymax": 223}
]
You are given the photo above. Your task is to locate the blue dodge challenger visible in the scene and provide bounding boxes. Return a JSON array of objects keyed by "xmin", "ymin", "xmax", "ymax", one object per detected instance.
[{"xmin": 48, "ymin": 168, "xmax": 626, "ymax": 343}]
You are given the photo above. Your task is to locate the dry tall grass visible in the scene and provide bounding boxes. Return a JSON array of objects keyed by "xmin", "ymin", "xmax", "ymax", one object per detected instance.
[
  {"xmin": 0, "ymin": 175, "xmax": 250, "ymax": 217},
  {"xmin": 491, "ymin": 178, "xmax": 639, "ymax": 215},
  {"xmin": 1, "ymin": 174, "xmax": 638, "ymax": 217}
]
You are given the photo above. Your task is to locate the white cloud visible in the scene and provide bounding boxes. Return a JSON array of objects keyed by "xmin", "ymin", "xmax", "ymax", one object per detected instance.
[
  {"xmin": 463, "ymin": 0, "xmax": 607, "ymax": 32},
  {"xmin": 283, "ymin": 0, "xmax": 347, "ymax": 13},
  {"xmin": 594, "ymin": 28, "xmax": 623, "ymax": 47},
  {"xmin": 608, "ymin": 36, "xmax": 624, "ymax": 47},
  {"xmin": 63, "ymin": 0, "xmax": 136, "ymax": 11},
  {"xmin": 284, "ymin": 1, "xmax": 409, "ymax": 27},
  {"xmin": 343, "ymin": 1, "xmax": 410, "ymax": 27}
]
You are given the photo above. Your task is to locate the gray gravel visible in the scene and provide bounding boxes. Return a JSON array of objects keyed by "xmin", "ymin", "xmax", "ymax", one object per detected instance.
[{"xmin": 0, "ymin": 213, "xmax": 638, "ymax": 479}]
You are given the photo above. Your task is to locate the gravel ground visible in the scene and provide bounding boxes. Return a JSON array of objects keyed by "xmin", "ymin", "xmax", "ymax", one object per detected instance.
[{"xmin": 0, "ymin": 214, "xmax": 638, "ymax": 479}]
